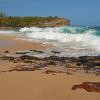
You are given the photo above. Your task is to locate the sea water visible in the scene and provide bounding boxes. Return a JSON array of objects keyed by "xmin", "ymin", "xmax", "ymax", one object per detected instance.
[{"xmin": 0, "ymin": 26, "xmax": 100, "ymax": 57}]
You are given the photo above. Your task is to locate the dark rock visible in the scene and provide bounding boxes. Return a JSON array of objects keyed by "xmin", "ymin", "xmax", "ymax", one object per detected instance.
[
  {"xmin": 13, "ymin": 64, "xmax": 36, "ymax": 71},
  {"xmin": 34, "ymin": 50, "xmax": 44, "ymax": 53},
  {"xmin": 43, "ymin": 70, "xmax": 58, "ymax": 74},
  {"xmin": 76, "ymin": 62, "xmax": 82, "ymax": 66},
  {"xmin": 4, "ymin": 50, "xmax": 9, "ymax": 53},
  {"xmin": 92, "ymin": 62, "xmax": 100, "ymax": 66},
  {"xmin": 29, "ymin": 50, "xmax": 34, "ymax": 51},
  {"xmin": 23, "ymin": 59, "xmax": 33, "ymax": 63},
  {"xmin": 51, "ymin": 51, "xmax": 60, "ymax": 54},
  {"xmin": 72, "ymin": 82, "xmax": 100, "ymax": 93},
  {"xmin": 68, "ymin": 57, "xmax": 78, "ymax": 62},
  {"xmin": 78, "ymin": 56, "xmax": 88, "ymax": 62},
  {"xmin": 66, "ymin": 72, "xmax": 73, "ymax": 75},
  {"xmin": 1, "ymin": 55, "xmax": 14, "ymax": 61},
  {"xmin": 84, "ymin": 62, "xmax": 95, "ymax": 70},
  {"xmin": 16, "ymin": 51, "xmax": 30, "ymax": 54},
  {"xmin": 43, "ymin": 69, "xmax": 68, "ymax": 74},
  {"xmin": 44, "ymin": 56, "xmax": 67, "ymax": 62},
  {"xmin": 47, "ymin": 61, "xmax": 56, "ymax": 65},
  {"xmin": 35, "ymin": 63, "xmax": 48, "ymax": 68},
  {"xmin": 20, "ymin": 55, "xmax": 41, "ymax": 60}
]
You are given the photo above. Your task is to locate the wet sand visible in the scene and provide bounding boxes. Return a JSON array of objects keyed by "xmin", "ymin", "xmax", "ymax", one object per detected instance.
[
  {"xmin": 0, "ymin": 34, "xmax": 52, "ymax": 52},
  {"xmin": 0, "ymin": 34, "xmax": 100, "ymax": 100}
]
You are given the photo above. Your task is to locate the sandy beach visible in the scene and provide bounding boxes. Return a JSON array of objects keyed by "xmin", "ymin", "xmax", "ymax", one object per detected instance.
[
  {"xmin": 1, "ymin": 0, "xmax": 100, "ymax": 99},
  {"xmin": 0, "ymin": 34, "xmax": 100, "ymax": 100},
  {"xmin": 0, "ymin": 34, "xmax": 52, "ymax": 52}
]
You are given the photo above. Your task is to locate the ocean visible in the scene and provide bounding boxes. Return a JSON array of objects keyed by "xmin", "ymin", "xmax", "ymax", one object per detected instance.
[{"xmin": 0, "ymin": 26, "xmax": 100, "ymax": 57}]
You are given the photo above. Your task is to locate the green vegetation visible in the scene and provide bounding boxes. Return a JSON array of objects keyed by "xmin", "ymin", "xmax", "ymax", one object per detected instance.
[
  {"xmin": 0, "ymin": 12, "xmax": 6, "ymax": 18},
  {"xmin": 0, "ymin": 12, "xmax": 70, "ymax": 28}
]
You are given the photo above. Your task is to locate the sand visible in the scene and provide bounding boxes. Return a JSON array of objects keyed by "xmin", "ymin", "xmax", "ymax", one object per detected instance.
[
  {"xmin": 0, "ymin": 34, "xmax": 100, "ymax": 100},
  {"xmin": 0, "ymin": 34, "xmax": 52, "ymax": 52}
]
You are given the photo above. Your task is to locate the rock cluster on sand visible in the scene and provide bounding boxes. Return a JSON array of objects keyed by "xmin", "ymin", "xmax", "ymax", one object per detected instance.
[
  {"xmin": 9, "ymin": 64, "xmax": 36, "ymax": 72},
  {"xmin": 0, "ymin": 50, "xmax": 100, "ymax": 94},
  {"xmin": 0, "ymin": 50, "xmax": 100, "ymax": 75},
  {"xmin": 72, "ymin": 82, "xmax": 100, "ymax": 93}
]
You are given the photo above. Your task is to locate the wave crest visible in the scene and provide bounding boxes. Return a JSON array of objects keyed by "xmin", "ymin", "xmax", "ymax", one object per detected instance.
[{"xmin": 19, "ymin": 26, "xmax": 100, "ymax": 50}]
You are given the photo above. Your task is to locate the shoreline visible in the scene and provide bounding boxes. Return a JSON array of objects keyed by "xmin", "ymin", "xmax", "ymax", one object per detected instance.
[
  {"xmin": 0, "ymin": 34, "xmax": 100, "ymax": 100},
  {"xmin": 0, "ymin": 34, "xmax": 52, "ymax": 52},
  {"xmin": 0, "ymin": 26, "xmax": 20, "ymax": 29}
]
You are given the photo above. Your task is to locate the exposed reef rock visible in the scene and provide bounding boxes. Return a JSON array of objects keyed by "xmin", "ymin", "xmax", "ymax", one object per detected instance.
[
  {"xmin": 0, "ymin": 50, "xmax": 100, "ymax": 75},
  {"xmin": 9, "ymin": 64, "xmax": 36, "ymax": 72},
  {"xmin": 72, "ymin": 82, "xmax": 100, "ymax": 93}
]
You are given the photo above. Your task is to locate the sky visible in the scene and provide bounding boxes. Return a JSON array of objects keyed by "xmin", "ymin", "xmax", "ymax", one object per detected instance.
[{"xmin": 0, "ymin": 0, "xmax": 100, "ymax": 26}]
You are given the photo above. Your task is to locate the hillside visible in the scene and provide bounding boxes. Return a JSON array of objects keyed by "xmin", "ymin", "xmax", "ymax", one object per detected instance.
[{"xmin": 0, "ymin": 14, "xmax": 70, "ymax": 28}]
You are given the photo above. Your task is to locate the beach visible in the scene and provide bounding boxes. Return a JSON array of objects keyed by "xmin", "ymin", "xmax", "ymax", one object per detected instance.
[
  {"xmin": 0, "ymin": 0, "xmax": 100, "ymax": 99},
  {"xmin": 0, "ymin": 34, "xmax": 100, "ymax": 100},
  {"xmin": 0, "ymin": 34, "xmax": 52, "ymax": 52},
  {"xmin": 0, "ymin": 65, "xmax": 100, "ymax": 100}
]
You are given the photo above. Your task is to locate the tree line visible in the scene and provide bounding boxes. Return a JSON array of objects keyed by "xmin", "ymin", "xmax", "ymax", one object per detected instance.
[{"xmin": 0, "ymin": 12, "xmax": 70, "ymax": 27}]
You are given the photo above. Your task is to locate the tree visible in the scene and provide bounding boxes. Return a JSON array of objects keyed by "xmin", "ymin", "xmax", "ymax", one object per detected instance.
[{"xmin": 0, "ymin": 12, "xmax": 6, "ymax": 18}]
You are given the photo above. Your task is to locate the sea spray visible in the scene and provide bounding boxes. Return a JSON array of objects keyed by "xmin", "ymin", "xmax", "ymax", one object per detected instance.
[
  {"xmin": 0, "ymin": 30, "xmax": 17, "ymax": 34},
  {"xmin": 0, "ymin": 26, "xmax": 100, "ymax": 56},
  {"xmin": 19, "ymin": 26, "xmax": 100, "ymax": 51}
]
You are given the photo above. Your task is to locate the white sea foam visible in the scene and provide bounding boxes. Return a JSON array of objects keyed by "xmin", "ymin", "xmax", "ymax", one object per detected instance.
[
  {"xmin": 0, "ymin": 26, "xmax": 100, "ymax": 56},
  {"xmin": 19, "ymin": 27, "xmax": 100, "ymax": 51},
  {"xmin": 0, "ymin": 30, "xmax": 16, "ymax": 34}
]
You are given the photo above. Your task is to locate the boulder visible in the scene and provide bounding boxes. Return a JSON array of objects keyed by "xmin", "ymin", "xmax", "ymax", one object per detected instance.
[{"xmin": 72, "ymin": 82, "xmax": 100, "ymax": 93}]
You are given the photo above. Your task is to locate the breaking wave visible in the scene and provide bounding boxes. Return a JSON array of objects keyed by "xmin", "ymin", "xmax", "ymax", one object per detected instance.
[
  {"xmin": 0, "ymin": 30, "xmax": 17, "ymax": 34},
  {"xmin": 19, "ymin": 26, "xmax": 100, "ymax": 50}
]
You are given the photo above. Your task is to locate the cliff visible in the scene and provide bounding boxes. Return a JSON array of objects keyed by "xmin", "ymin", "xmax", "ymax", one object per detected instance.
[
  {"xmin": 0, "ymin": 16, "xmax": 70, "ymax": 28},
  {"xmin": 41, "ymin": 18, "xmax": 70, "ymax": 27}
]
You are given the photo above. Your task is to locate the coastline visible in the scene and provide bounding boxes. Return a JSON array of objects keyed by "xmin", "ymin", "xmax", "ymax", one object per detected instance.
[
  {"xmin": 0, "ymin": 34, "xmax": 100, "ymax": 100},
  {"xmin": 0, "ymin": 34, "xmax": 52, "ymax": 52},
  {"xmin": 0, "ymin": 26, "xmax": 19, "ymax": 29},
  {"xmin": 0, "ymin": 16, "xmax": 70, "ymax": 28}
]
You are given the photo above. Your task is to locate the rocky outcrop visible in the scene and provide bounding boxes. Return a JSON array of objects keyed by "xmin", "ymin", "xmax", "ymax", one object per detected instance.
[
  {"xmin": 0, "ymin": 16, "xmax": 70, "ymax": 28},
  {"xmin": 0, "ymin": 50, "xmax": 100, "ymax": 75},
  {"xmin": 72, "ymin": 82, "xmax": 100, "ymax": 93},
  {"xmin": 42, "ymin": 18, "xmax": 70, "ymax": 27},
  {"xmin": 8, "ymin": 64, "xmax": 36, "ymax": 72}
]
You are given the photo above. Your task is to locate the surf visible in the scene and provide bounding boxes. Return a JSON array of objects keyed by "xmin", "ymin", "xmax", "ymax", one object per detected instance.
[
  {"xmin": 19, "ymin": 26, "xmax": 100, "ymax": 51},
  {"xmin": 0, "ymin": 26, "xmax": 100, "ymax": 56}
]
